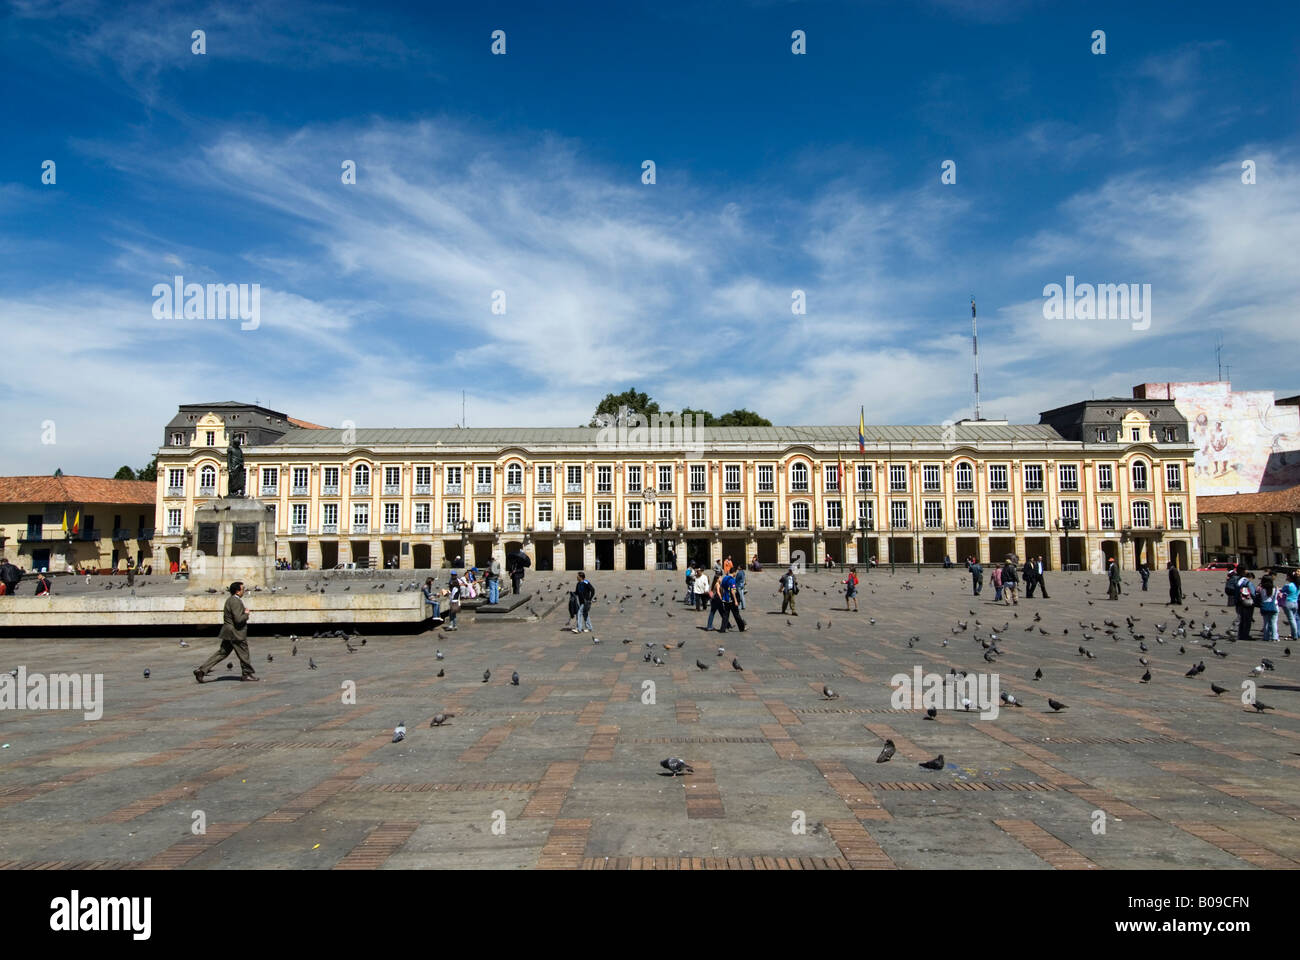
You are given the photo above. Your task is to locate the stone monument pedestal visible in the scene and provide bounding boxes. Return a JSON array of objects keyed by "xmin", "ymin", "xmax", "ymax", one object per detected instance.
[{"xmin": 186, "ymin": 498, "xmax": 277, "ymax": 593}]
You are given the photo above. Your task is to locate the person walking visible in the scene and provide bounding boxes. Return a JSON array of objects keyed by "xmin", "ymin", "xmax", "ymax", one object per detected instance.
[
  {"xmin": 684, "ymin": 566, "xmax": 695, "ymax": 605},
  {"xmin": 991, "ymin": 562, "xmax": 1003, "ymax": 603},
  {"xmin": 1234, "ymin": 567, "xmax": 1255, "ymax": 643},
  {"xmin": 1137, "ymin": 561, "xmax": 1151, "ymax": 592},
  {"xmin": 779, "ymin": 566, "xmax": 799, "ymax": 615},
  {"xmin": 706, "ymin": 573, "xmax": 729, "ymax": 631},
  {"xmin": 842, "ymin": 566, "xmax": 859, "ymax": 611},
  {"xmin": 422, "ymin": 577, "xmax": 443, "ymax": 626},
  {"xmin": 1256, "ymin": 575, "xmax": 1281, "ymax": 642},
  {"xmin": 692, "ymin": 568, "xmax": 710, "ymax": 610},
  {"xmin": 1001, "ymin": 558, "xmax": 1019, "ymax": 605},
  {"xmin": 734, "ymin": 565, "xmax": 747, "ymax": 610},
  {"xmin": 508, "ymin": 557, "xmax": 525, "ymax": 596},
  {"xmin": 444, "ymin": 578, "xmax": 461, "ymax": 631},
  {"xmin": 969, "ymin": 557, "xmax": 983, "ymax": 596},
  {"xmin": 1107, "ymin": 559, "xmax": 1122, "ymax": 600},
  {"xmin": 1035, "ymin": 557, "xmax": 1050, "ymax": 599},
  {"xmin": 573, "ymin": 571, "xmax": 595, "ymax": 633},
  {"xmin": 1167, "ymin": 561, "xmax": 1184, "ymax": 606},
  {"xmin": 195, "ymin": 581, "xmax": 257, "ymax": 682},
  {"xmin": 487, "ymin": 556, "xmax": 501, "ymax": 605},
  {"xmin": 721, "ymin": 569, "xmax": 745, "ymax": 632},
  {"xmin": 1022, "ymin": 558, "xmax": 1037, "ymax": 598}
]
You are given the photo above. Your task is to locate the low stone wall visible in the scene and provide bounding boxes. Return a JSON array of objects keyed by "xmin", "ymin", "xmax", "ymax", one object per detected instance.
[{"xmin": 0, "ymin": 592, "xmax": 425, "ymax": 629}]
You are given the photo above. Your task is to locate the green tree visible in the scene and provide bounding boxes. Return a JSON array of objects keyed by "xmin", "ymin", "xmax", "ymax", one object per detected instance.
[
  {"xmin": 113, "ymin": 465, "xmax": 136, "ymax": 480},
  {"xmin": 714, "ymin": 409, "xmax": 772, "ymax": 427},
  {"xmin": 676, "ymin": 407, "xmax": 716, "ymax": 426},
  {"xmin": 590, "ymin": 388, "xmax": 661, "ymax": 426},
  {"xmin": 135, "ymin": 457, "xmax": 158, "ymax": 482}
]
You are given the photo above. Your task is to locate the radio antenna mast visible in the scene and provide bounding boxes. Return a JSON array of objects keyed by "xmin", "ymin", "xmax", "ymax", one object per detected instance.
[{"xmin": 971, "ymin": 296, "xmax": 982, "ymax": 420}]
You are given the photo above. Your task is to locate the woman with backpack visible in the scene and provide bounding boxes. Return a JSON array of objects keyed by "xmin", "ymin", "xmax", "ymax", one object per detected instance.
[
  {"xmin": 991, "ymin": 562, "xmax": 1003, "ymax": 603},
  {"xmin": 1256, "ymin": 575, "xmax": 1281, "ymax": 642}
]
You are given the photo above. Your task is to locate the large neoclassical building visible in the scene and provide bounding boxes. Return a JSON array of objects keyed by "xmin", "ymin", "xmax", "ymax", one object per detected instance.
[{"xmin": 152, "ymin": 397, "xmax": 1199, "ymax": 574}]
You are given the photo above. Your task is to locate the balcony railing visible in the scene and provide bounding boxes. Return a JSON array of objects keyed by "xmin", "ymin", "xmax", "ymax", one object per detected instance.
[
  {"xmin": 565, "ymin": 483, "xmax": 582, "ymax": 493},
  {"xmin": 791, "ymin": 521, "xmax": 810, "ymax": 530},
  {"xmin": 322, "ymin": 484, "xmax": 339, "ymax": 496},
  {"xmin": 596, "ymin": 484, "xmax": 613, "ymax": 494},
  {"xmin": 414, "ymin": 483, "xmax": 432, "ymax": 495},
  {"xmin": 859, "ymin": 520, "xmax": 875, "ymax": 531},
  {"xmin": 562, "ymin": 519, "xmax": 583, "ymax": 532},
  {"xmin": 290, "ymin": 524, "xmax": 308, "ymax": 535},
  {"xmin": 138, "ymin": 528, "xmax": 154, "ymax": 540},
  {"xmin": 166, "ymin": 486, "xmax": 185, "ymax": 498},
  {"xmin": 444, "ymin": 484, "xmax": 462, "ymax": 495},
  {"xmin": 957, "ymin": 519, "xmax": 976, "ymax": 529},
  {"xmin": 383, "ymin": 483, "xmax": 401, "ymax": 496},
  {"xmin": 413, "ymin": 522, "xmax": 431, "ymax": 534},
  {"xmin": 536, "ymin": 481, "xmax": 553, "ymax": 493},
  {"xmin": 757, "ymin": 483, "xmax": 775, "ymax": 493},
  {"xmin": 923, "ymin": 519, "xmax": 943, "ymax": 529},
  {"xmin": 535, "ymin": 520, "xmax": 554, "ymax": 532},
  {"xmin": 475, "ymin": 483, "xmax": 493, "ymax": 494},
  {"xmin": 352, "ymin": 485, "xmax": 370, "ymax": 496},
  {"xmin": 321, "ymin": 523, "xmax": 338, "ymax": 534},
  {"xmin": 166, "ymin": 525, "xmax": 182, "ymax": 536},
  {"xmin": 506, "ymin": 521, "xmax": 522, "ymax": 532},
  {"xmin": 442, "ymin": 523, "xmax": 461, "ymax": 534},
  {"xmin": 382, "ymin": 522, "xmax": 400, "ymax": 533},
  {"xmin": 506, "ymin": 483, "xmax": 523, "ymax": 494},
  {"xmin": 291, "ymin": 486, "xmax": 310, "ymax": 497},
  {"xmin": 352, "ymin": 523, "xmax": 369, "ymax": 534},
  {"xmin": 991, "ymin": 520, "xmax": 1010, "ymax": 530},
  {"xmin": 473, "ymin": 521, "xmax": 492, "ymax": 533},
  {"xmin": 261, "ymin": 485, "xmax": 278, "ymax": 497},
  {"xmin": 790, "ymin": 483, "xmax": 809, "ymax": 493},
  {"xmin": 197, "ymin": 486, "xmax": 216, "ymax": 498}
]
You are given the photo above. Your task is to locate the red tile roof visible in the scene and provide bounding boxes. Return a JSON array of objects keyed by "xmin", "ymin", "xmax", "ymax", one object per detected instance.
[
  {"xmin": 1197, "ymin": 485, "xmax": 1300, "ymax": 516},
  {"xmin": 287, "ymin": 416, "xmax": 328, "ymax": 429},
  {"xmin": 0, "ymin": 476, "xmax": 157, "ymax": 505}
]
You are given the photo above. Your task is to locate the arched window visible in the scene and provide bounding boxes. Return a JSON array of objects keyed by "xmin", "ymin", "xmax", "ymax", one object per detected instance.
[
  {"xmin": 1130, "ymin": 460, "xmax": 1148, "ymax": 491},
  {"xmin": 353, "ymin": 463, "xmax": 370, "ymax": 489},
  {"xmin": 199, "ymin": 465, "xmax": 217, "ymax": 492},
  {"xmin": 955, "ymin": 461, "xmax": 974, "ymax": 491},
  {"xmin": 790, "ymin": 462, "xmax": 809, "ymax": 491},
  {"xmin": 507, "ymin": 463, "xmax": 522, "ymax": 486}
]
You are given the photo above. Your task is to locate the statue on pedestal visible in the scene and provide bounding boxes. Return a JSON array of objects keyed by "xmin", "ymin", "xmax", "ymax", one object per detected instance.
[{"xmin": 227, "ymin": 436, "xmax": 245, "ymax": 498}]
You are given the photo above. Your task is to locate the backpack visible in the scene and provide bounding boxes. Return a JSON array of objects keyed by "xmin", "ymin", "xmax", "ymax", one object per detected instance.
[
  {"xmin": 1238, "ymin": 579, "xmax": 1255, "ymax": 606},
  {"xmin": 1259, "ymin": 589, "xmax": 1277, "ymax": 613}
]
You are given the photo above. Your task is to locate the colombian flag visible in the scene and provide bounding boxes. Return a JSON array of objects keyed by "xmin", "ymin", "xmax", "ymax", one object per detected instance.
[
  {"xmin": 72, "ymin": 510, "xmax": 80, "ymax": 536},
  {"xmin": 858, "ymin": 407, "xmax": 866, "ymax": 453}
]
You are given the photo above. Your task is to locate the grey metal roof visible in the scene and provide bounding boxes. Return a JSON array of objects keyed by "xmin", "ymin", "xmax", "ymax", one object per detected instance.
[{"xmin": 268, "ymin": 423, "xmax": 1066, "ymax": 447}]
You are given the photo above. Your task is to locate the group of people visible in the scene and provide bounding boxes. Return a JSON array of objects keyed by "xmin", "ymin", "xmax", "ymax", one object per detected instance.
[
  {"xmin": 966, "ymin": 555, "xmax": 1048, "ymax": 604},
  {"xmin": 682, "ymin": 557, "xmax": 747, "ymax": 632},
  {"xmin": 1225, "ymin": 565, "xmax": 1300, "ymax": 643}
]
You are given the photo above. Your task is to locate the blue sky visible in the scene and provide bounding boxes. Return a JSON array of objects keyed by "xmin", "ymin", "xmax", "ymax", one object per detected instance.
[{"xmin": 3, "ymin": 0, "xmax": 1299, "ymax": 474}]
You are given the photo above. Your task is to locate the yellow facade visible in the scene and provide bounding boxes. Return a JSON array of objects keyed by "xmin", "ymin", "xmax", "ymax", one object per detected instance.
[{"xmin": 152, "ymin": 414, "xmax": 1198, "ymax": 573}]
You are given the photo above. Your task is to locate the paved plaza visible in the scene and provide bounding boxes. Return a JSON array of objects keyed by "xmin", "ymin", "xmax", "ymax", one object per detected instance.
[{"xmin": 1, "ymin": 567, "xmax": 1297, "ymax": 870}]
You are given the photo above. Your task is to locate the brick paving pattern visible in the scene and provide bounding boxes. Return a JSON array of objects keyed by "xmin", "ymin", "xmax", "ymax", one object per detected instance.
[{"xmin": 1, "ymin": 569, "xmax": 1297, "ymax": 868}]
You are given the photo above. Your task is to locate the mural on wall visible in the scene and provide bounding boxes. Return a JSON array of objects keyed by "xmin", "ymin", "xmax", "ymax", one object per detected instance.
[{"xmin": 1138, "ymin": 382, "xmax": 1300, "ymax": 494}]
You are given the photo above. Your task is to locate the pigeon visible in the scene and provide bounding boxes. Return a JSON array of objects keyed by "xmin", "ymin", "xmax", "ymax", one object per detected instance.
[
  {"xmin": 822, "ymin": 685, "xmax": 839, "ymax": 700},
  {"xmin": 653, "ymin": 656, "xmax": 664, "ymax": 666},
  {"xmin": 876, "ymin": 739, "xmax": 896, "ymax": 763},
  {"xmin": 430, "ymin": 712, "xmax": 455, "ymax": 726},
  {"xmin": 919, "ymin": 754, "xmax": 945, "ymax": 770},
  {"xmin": 1033, "ymin": 668, "xmax": 1043, "ymax": 681},
  {"xmin": 925, "ymin": 707, "xmax": 937, "ymax": 720},
  {"xmin": 482, "ymin": 669, "xmax": 491, "ymax": 683},
  {"xmin": 1048, "ymin": 698, "xmax": 1068, "ymax": 712},
  {"xmin": 717, "ymin": 647, "xmax": 725, "ymax": 657},
  {"xmin": 436, "ymin": 650, "xmax": 444, "ymax": 660},
  {"xmin": 392, "ymin": 721, "xmax": 406, "ymax": 743},
  {"xmin": 511, "ymin": 670, "xmax": 520, "ymax": 686},
  {"xmin": 732, "ymin": 658, "xmax": 743, "ymax": 671},
  {"xmin": 1139, "ymin": 657, "xmax": 1149, "ymax": 666},
  {"xmin": 661, "ymin": 757, "xmax": 694, "ymax": 776},
  {"xmin": 292, "ymin": 644, "xmax": 298, "ymax": 657},
  {"xmin": 643, "ymin": 652, "xmax": 653, "ymax": 662},
  {"xmin": 1260, "ymin": 658, "xmax": 1276, "ymax": 671},
  {"xmin": 1251, "ymin": 699, "xmax": 1273, "ymax": 712},
  {"xmin": 178, "ymin": 640, "xmax": 190, "ymax": 648},
  {"xmin": 696, "ymin": 659, "xmax": 709, "ymax": 671},
  {"xmin": 267, "ymin": 654, "xmax": 273, "ymax": 663},
  {"xmin": 309, "ymin": 658, "xmax": 318, "ymax": 670},
  {"xmin": 436, "ymin": 668, "xmax": 444, "ymax": 678},
  {"xmin": 1141, "ymin": 670, "xmax": 1151, "ymax": 683},
  {"xmin": 1210, "ymin": 683, "xmax": 1227, "ymax": 696},
  {"xmin": 142, "ymin": 668, "xmax": 151, "ymax": 678},
  {"xmin": 1184, "ymin": 664, "xmax": 1200, "ymax": 678}
]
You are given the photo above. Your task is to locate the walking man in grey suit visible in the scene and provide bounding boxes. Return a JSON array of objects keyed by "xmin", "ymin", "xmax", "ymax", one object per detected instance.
[{"xmin": 195, "ymin": 581, "xmax": 258, "ymax": 682}]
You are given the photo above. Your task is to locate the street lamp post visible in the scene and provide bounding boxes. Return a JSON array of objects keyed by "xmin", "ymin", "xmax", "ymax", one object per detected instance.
[
  {"xmin": 457, "ymin": 519, "xmax": 471, "ymax": 568},
  {"xmin": 1056, "ymin": 516, "xmax": 1079, "ymax": 571}
]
